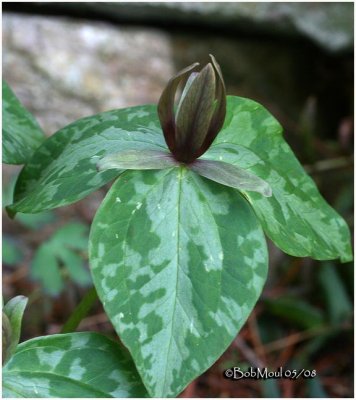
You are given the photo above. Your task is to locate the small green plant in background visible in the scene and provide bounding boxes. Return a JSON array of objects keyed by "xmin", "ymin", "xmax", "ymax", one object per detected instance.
[
  {"xmin": 31, "ymin": 222, "xmax": 92, "ymax": 296},
  {"xmin": 3, "ymin": 176, "xmax": 91, "ymax": 296},
  {"xmin": 2, "ymin": 54, "xmax": 352, "ymax": 398}
]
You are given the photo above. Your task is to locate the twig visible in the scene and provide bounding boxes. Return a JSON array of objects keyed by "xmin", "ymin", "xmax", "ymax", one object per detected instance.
[
  {"xmin": 304, "ymin": 156, "xmax": 353, "ymax": 174},
  {"xmin": 77, "ymin": 312, "xmax": 109, "ymax": 329},
  {"xmin": 179, "ymin": 380, "xmax": 197, "ymax": 397},
  {"xmin": 234, "ymin": 337, "xmax": 264, "ymax": 368},
  {"xmin": 263, "ymin": 323, "xmax": 351, "ymax": 354},
  {"xmin": 3, "ymin": 265, "xmax": 28, "ymax": 284},
  {"xmin": 248, "ymin": 312, "xmax": 267, "ymax": 365}
]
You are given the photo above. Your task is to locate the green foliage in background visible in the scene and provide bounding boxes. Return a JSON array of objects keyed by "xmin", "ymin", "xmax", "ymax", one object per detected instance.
[{"xmin": 31, "ymin": 223, "xmax": 91, "ymax": 296}]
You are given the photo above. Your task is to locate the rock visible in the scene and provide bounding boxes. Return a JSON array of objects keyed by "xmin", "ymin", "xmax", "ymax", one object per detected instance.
[
  {"xmin": 5, "ymin": 2, "xmax": 353, "ymax": 53},
  {"xmin": 0, "ymin": 12, "xmax": 318, "ymax": 139},
  {"xmin": 3, "ymin": 13, "xmax": 174, "ymax": 135}
]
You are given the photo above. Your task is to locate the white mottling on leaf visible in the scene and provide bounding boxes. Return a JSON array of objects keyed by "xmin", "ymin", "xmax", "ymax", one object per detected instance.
[
  {"xmin": 69, "ymin": 333, "xmax": 91, "ymax": 349},
  {"xmin": 107, "ymin": 288, "xmax": 119, "ymax": 302},
  {"xmin": 108, "ymin": 370, "xmax": 124, "ymax": 387},
  {"xmin": 69, "ymin": 357, "xmax": 86, "ymax": 380},
  {"xmin": 98, "ymin": 243, "xmax": 105, "ymax": 258},
  {"xmin": 36, "ymin": 348, "xmax": 63, "ymax": 369},
  {"xmin": 102, "ymin": 263, "xmax": 119, "ymax": 277}
]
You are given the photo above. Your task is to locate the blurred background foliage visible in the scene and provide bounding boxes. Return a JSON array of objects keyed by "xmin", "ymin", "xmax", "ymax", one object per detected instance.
[{"xmin": 2, "ymin": 2, "xmax": 353, "ymax": 398}]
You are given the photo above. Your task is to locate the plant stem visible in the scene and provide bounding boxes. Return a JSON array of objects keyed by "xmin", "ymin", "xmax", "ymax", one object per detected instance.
[{"xmin": 61, "ymin": 287, "xmax": 98, "ymax": 334}]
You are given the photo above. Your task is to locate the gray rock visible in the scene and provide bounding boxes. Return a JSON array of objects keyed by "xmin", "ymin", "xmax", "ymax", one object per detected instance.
[
  {"xmin": 2, "ymin": 12, "xmax": 311, "ymax": 139},
  {"xmin": 11, "ymin": 2, "xmax": 354, "ymax": 53},
  {"xmin": 3, "ymin": 13, "xmax": 174, "ymax": 135}
]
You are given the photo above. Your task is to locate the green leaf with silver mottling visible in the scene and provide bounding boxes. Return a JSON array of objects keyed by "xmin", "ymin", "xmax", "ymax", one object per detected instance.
[
  {"xmin": 206, "ymin": 95, "xmax": 352, "ymax": 262},
  {"xmin": 8, "ymin": 105, "xmax": 165, "ymax": 215},
  {"xmin": 2, "ymin": 81, "xmax": 45, "ymax": 165},
  {"xmin": 2, "ymin": 332, "xmax": 148, "ymax": 398},
  {"xmin": 89, "ymin": 167, "xmax": 268, "ymax": 397},
  {"xmin": 2, "ymin": 296, "xmax": 28, "ymax": 365}
]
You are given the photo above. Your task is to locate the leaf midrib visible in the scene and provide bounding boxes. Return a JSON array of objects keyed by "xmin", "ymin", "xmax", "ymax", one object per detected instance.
[{"xmin": 160, "ymin": 166, "xmax": 184, "ymax": 396}]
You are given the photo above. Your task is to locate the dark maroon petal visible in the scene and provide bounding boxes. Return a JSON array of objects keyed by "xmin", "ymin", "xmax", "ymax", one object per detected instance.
[
  {"xmin": 157, "ymin": 62, "xmax": 199, "ymax": 153},
  {"xmin": 197, "ymin": 54, "xmax": 227, "ymax": 157},
  {"xmin": 175, "ymin": 63, "xmax": 216, "ymax": 163}
]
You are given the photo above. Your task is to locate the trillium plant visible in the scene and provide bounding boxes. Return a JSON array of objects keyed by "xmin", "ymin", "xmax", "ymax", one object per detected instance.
[{"xmin": 2, "ymin": 55, "xmax": 352, "ymax": 398}]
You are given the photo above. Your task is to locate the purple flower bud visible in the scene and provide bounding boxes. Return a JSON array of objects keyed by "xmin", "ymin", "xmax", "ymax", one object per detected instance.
[{"xmin": 157, "ymin": 55, "xmax": 226, "ymax": 164}]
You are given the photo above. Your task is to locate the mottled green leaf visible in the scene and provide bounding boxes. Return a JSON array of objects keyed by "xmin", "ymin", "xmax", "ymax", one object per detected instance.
[
  {"xmin": 2, "ymin": 332, "xmax": 148, "ymax": 398},
  {"xmin": 206, "ymin": 95, "xmax": 352, "ymax": 262},
  {"xmin": 89, "ymin": 167, "xmax": 268, "ymax": 397},
  {"xmin": 191, "ymin": 159, "xmax": 272, "ymax": 197},
  {"xmin": 98, "ymin": 149, "xmax": 176, "ymax": 171},
  {"xmin": 8, "ymin": 105, "xmax": 166, "ymax": 214},
  {"xmin": 2, "ymin": 81, "xmax": 45, "ymax": 165},
  {"xmin": 3, "ymin": 296, "xmax": 28, "ymax": 364}
]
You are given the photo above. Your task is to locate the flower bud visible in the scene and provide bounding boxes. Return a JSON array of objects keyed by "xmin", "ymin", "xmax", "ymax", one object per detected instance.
[{"xmin": 158, "ymin": 55, "xmax": 226, "ymax": 164}]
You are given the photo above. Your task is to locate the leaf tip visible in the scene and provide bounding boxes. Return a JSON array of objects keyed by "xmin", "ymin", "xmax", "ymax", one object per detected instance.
[{"xmin": 5, "ymin": 205, "xmax": 17, "ymax": 220}]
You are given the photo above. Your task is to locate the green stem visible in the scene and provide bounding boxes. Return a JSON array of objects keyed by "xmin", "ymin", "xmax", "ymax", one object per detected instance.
[{"xmin": 61, "ymin": 287, "xmax": 98, "ymax": 334}]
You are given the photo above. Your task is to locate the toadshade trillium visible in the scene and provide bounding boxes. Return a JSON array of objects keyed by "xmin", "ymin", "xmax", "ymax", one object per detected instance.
[
  {"xmin": 6, "ymin": 52, "xmax": 352, "ymax": 399},
  {"xmin": 98, "ymin": 55, "xmax": 272, "ymax": 197}
]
